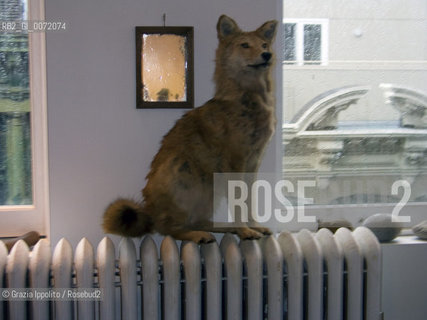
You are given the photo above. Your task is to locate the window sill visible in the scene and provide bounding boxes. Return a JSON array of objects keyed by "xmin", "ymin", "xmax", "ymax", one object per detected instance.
[{"xmin": 380, "ymin": 233, "xmax": 427, "ymax": 246}]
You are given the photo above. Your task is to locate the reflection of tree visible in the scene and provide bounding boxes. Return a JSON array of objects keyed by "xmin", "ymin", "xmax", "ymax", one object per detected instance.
[
  {"xmin": 157, "ymin": 88, "xmax": 170, "ymax": 101},
  {"xmin": 0, "ymin": 0, "xmax": 32, "ymax": 205},
  {"xmin": 0, "ymin": 0, "xmax": 29, "ymax": 101},
  {"xmin": 143, "ymin": 85, "xmax": 151, "ymax": 101},
  {"xmin": 0, "ymin": 35, "xmax": 29, "ymax": 86}
]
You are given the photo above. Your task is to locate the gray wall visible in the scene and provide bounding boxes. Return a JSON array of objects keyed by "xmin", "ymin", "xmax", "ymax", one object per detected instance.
[
  {"xmin": 382, "ymin": 239, "xmax": 427, "ymax": 320},
  {"xmin": 282, "ymin": 0, "xmax": 427, "ymax": 121},
  {"xmin": 284, "ymin": 0, "xmax": 427, "ymax": 61}
]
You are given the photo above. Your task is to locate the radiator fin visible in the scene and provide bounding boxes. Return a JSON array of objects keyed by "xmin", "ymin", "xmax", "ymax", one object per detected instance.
[
  {"xmin": 29, "ymin": 239, "xmax": 51, "ymax": 319},
  {"xmin": 0, "ymin": 227, "xmax": 382, "ymax": 320},
  {"xmin": 96, "ymin": 237, "xmax": 115, "ymax": 320},
  {"xmin": 335, "ymin": 228, "xmax": 363, "ymax": 320}
]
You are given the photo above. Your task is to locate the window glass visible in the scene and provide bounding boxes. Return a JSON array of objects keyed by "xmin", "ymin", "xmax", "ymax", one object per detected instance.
[
  {"xmin": 282, "ymin": 19, "xmax": 327, "ymax": 65},
  {"xmin": 282, "ymin": 0, "xmax": 427, "ymax": 225},
  {"xmin": 283, "ymin": 23, "xmax": 296, "ymax": 63},
  {"xmin": 0, "ymin": 0, "xmax": 32, "ymax": 206},
  {"xmin": 303, "ymin": 24, "xmax": 321, "ymax": 64}
]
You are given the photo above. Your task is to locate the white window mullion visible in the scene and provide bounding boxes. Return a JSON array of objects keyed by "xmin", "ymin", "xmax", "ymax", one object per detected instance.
[
  {"xmin": 29, "ymin": 0, "xmax": 49, "ymax": 237},
  {"xmin": 320, "ymin": 20, "xmax": 329, "ymax": 66},
  {"xmin": 295, "ymin": 22, "xmax": 304, "ymax": 66}
]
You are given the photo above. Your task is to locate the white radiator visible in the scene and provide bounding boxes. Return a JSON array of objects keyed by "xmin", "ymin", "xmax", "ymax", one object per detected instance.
[{"xmin": 0, "ymin": 227, "xmax": 382, "ymax": 320}]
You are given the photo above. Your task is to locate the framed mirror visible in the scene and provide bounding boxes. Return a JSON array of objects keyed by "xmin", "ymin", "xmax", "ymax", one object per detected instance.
[{"xmin": 135, "ymin": 26, "xmax": 194, "ymax": 109}]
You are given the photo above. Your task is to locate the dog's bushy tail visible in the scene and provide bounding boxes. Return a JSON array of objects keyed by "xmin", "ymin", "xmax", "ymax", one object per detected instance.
[{"xmin": 102, "ymin": 198, "xmax": 153, "ymax": 237}]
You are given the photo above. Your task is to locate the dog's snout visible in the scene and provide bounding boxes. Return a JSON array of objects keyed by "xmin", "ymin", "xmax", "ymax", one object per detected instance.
[{"xmin": 262, "ymin": 52, "xmax": 272, "ymax": 62}]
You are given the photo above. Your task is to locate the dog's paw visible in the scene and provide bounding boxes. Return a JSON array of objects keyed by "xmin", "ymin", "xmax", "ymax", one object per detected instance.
[
  {"xmin": 192, "ymin": 231, "xmax": 216, "ymax": 244},
  {"xmin": 250, "ymin": 226, "xmax": 272, "ymax": 235},
  {"xmin": 237, "ymin": 228, "xmax": 263, "ymax": 240}
]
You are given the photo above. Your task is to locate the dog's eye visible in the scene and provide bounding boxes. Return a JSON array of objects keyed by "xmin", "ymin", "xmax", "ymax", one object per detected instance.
[
  {"xmin": 241, "ymin": 43, "xmax": 250, "ymax": 49},
  {"xmin": 262, "ymin": 43, "xmax": 268, "ymax": 49}
]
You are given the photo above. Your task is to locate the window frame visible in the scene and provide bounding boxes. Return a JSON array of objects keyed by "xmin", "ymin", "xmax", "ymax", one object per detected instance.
[
  {"xmin": 282, "ymin": 18, "xmax": 329, "ymax": 66},
  {"xmin": 0, "ymin": 0, "xmax": 49, "ymax": 237}
]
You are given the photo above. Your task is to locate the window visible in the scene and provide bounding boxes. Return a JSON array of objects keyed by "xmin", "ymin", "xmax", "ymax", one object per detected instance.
[
  {"xmin": 0, "ymin": 0, "xmax": 49, "ymax": 236},
  {"xmin": 281, "ymin": 0, "xmax": 427, "ymax": 229},
  {"xmin": 283, "ymin": 19, "xmax": 328, "ymax": 65}
]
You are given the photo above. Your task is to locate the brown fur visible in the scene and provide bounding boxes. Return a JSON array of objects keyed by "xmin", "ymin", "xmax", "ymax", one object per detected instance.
[{"xmin": 103, "ymin": 15, "xmax": 278, "ymax": 243}]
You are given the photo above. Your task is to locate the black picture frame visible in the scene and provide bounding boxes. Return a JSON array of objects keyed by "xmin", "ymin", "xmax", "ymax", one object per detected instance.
[{"xmin": 135, "ymin": 26, "xmax": 194, "ymax": 109}]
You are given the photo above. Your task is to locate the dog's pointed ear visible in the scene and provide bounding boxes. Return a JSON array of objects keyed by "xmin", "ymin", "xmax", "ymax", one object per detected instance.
[
  {"xmin": 217, "ymin": 15, "xmax": 241, "ymax": 40},
  {"xmin": 257, "ymin": 20, "xmax": 278, "ymax": 42}
]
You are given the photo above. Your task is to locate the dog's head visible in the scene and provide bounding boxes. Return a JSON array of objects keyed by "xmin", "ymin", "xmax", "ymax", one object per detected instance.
[{"xmin": 216, "ymin": 15, "xmax": 278, "ymax": 75}]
